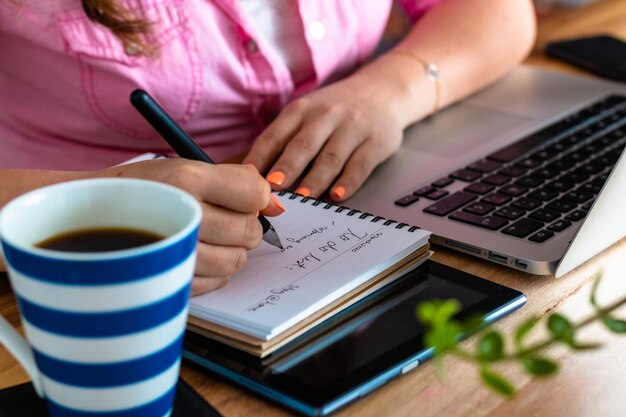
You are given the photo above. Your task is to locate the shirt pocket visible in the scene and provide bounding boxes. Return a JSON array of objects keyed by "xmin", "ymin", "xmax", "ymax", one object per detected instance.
[{"xmin": 55, "ymin": 0, "xmax": 203, "ymax": 139}]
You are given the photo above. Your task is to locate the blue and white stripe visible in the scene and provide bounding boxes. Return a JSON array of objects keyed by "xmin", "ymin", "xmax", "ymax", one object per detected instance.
[{"xmin": 3, "ymin": 233, "xmax": 197, "ymax": 417}]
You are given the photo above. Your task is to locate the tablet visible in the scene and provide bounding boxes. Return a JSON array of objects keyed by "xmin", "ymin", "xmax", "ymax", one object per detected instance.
[{"xmin": 183, "ymin": 261, "xmax": 526, "ymax": 416}]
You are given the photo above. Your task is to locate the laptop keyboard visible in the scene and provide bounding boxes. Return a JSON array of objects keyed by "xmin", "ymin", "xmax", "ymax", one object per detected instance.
[{"xmin": 395, "ymin": 94, "xmax": 626, "ymax": 243}]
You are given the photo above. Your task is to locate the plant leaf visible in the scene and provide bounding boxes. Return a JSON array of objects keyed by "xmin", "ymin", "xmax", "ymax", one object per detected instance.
[
  {"xmin": 515, "ymin": 316, "xmax": 539, "ymax": 347},
  {"xmin": 589, "ymin": 274, "xmax": 602, "ymax": 308},
  {"xmin": 417, "ymin": 299, "xmax": 462, "ymax": 327},
  {"xmin": 523, "ymin": 357, "xmax": 558, "ymax": 376},
  {"xmin": 479, "ymin": 367, "xmax": 515, "ymax": 397},
  {"xmin": 602, "ymin": 316, "xmax": 626, "ymax": 333},
  {"xmin": 569, "ymin": 342, "xmax": 602, "ymax": 350},
  {"xmin": 547, "ymin": 313, "xmax": 574, "ymax": 344},
  {"xmin": 424, "ymin": 322, "xmax": 463, "ymax": 356},
  {"xmin": 478, "ymin": 331, "xmax": 504, "ymax": 362}
]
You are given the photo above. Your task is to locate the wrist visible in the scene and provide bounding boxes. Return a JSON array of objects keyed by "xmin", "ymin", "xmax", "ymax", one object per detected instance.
[{"xmin": 354, "ymin": 52, "xmax": 439, "ymax": 127}]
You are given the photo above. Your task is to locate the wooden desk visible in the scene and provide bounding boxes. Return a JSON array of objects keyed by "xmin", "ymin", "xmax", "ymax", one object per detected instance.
[{"xmin": 2, "ymin": 1, "xmax": 626, "ymax": 415}]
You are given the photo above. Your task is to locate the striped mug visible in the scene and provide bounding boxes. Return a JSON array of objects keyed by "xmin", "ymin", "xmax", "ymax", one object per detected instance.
[{"xmin": 0, "ymin": 178, "xmax": 201, "ymax": 417}]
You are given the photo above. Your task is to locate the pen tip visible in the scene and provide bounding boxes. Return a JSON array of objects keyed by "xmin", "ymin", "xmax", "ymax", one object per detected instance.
[{"xmin": 262, "ymin": 225, "xmax": 284, "ymax": 250}]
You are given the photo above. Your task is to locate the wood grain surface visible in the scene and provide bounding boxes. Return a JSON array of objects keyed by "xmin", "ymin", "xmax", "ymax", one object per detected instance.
[{"xmin": 2, "ymin": 1, "xmax": 625, "ymax": 416}]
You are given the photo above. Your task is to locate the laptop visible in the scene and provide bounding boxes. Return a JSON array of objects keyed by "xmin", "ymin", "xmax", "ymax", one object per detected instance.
[{"xmin": 346, "ymin": 66, "xmax": 626, "ymax": 277}]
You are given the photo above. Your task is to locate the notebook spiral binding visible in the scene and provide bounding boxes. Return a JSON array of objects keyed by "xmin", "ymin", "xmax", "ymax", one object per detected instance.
[{"xmin": 278, "ymin": 191, "xmax": 420, "ymax": 232}]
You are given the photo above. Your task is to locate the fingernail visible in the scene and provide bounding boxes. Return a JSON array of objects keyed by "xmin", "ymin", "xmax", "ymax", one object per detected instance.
[
  {"xmin": 261, "ymin": 195, "xmax": 286, "ymax": 217},
  {"xmin": 295, "ymin": 187, "xmax": 311, "ymax": 197},
  {"xmin": 270, "ymin": 195, "xmax": 285, "ymax": 212},
  {"xmin": 330, "ymin": 186, "xmax": 346, "ymax": 201},
  {"xmin": 267, "ymin": 171, "xmax": 285, "ymax": 186}
]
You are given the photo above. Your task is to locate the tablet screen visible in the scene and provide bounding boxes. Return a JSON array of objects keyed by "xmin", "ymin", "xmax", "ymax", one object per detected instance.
[{"xmin": 183, "ymin": 261, "xmax": 525, "ymax": 415}]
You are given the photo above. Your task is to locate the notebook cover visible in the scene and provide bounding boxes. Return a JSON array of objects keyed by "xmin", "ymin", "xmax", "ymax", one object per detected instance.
[{"xmin": 0, "ymin": 379, "xmax": 222, "ymax": 417}]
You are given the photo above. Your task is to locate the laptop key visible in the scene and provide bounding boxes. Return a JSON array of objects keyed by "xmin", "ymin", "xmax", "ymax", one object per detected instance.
[
  {"xmin": 464, "ymin": 183, "xmax": 495, "ymax": 195},
  {"xmin": 449, "ymin": 211, "xmax": 508, "ymax": 230},
  {"xmin": 581, "ymin": 202, "xmax": 593, "ymax": 211},
  {"xmin": 499, "ymin": 185, "xmax": 528, "ymax": 197},
  {"xmin": 481, "ymin": 193, "xmax": 512, "ymax": 206},
  {"xmin": 545, "ymin": 179, "xmax": 574, "ymax": 192},
  {"xmin": 450, "ymin": 169, "xmax": 482, "ymax": 182},
  {"xmin": 413, "ymin": 186, "xmax": 437, "ymax": 197},
  {"xmin": 493, "ymin": 206, "xmax": 526, "ymax": 220},
  {"xmin": 565, "ymin": 210, "xmax": 587, "ymax": 222},
  {"xmin": 394, "ymin": 194, "xmax": 420, "ymax": 207},
  {"xmin": 432, "ymin": 177, "xmax": 454, "ymax": 188},
  {"xmin": 482, "ymin": 174, "xmax": 510, "ymax": 186},
  {"xmin": 560, "ymin": 170, "xmax": 589, "ymax": 183},
  {"xmin": 515, "ymin": 176, "xmax": 544, "ymax": 188},
  {"xmin": 529, "ymin": 208, "xmax": 561, "ymax": 223},
  {"xmin": 528, "ymin": 188, "xmax": 558, "ymax": 201},
  {"xmin": 546, "ymin": 199, "xmax": 577, "ymax": 213},
  {"xmin": 425, "ymin": 189, "xmax": 449, "ymax": 200},
  {"xmin": 563, "ymin": 190, "xmax": 594, "ymax": 204},
  {"xmin": 531, "ymin": 167, "xmax": 559, "ymax": 179},
  {"xmin": 423, "ymin": 191, "xmax": 476, "ymax": 216},
  {"xmin": 514, "ymin": 158, "xmax": 542, "ymax": 169},
  {"xmin": 467, "ymin": 160, "xmax": 501, "ymax": 173},
  {"xmin": 548, "ymin": 220, "xmax": 572, "ymax": 232},
  {"xmin": 511, "ymin": 197, "xmax": 542, "ymax": 211},
  {"xmin": 464, "ymin": 202, "xmax": 496, "ymax": 215},
  {"xmin": 529, "ymin": 230, "xmax": 555, "ymax": 243},
  {"xmin": 579, "ymin": 181, "xmax": 602, "ymax": 194},
  {"xmin": 550, "ymin": 158, "xmax": 576, "ymax": 171},
  {"xmin": 499, "ymin": 166, "xmax": 527, "ymax": 177},
  {"xmin": 530, "ymin": 149, "xmax": 558, "ymax": 161},
  {"xmin": 502, "ymin": 218, "xmax": 544, "ymax": 238}
]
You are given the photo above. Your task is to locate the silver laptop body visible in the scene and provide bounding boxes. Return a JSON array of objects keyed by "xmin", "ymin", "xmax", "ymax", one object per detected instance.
[{"xmin": 346, "ymin": 66, "xmax": 626, "ymax": 277}]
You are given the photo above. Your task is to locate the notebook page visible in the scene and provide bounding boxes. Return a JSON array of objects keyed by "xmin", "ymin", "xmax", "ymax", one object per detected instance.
[{"xmin": 189, "ymin": 192, "xmax": 430, "ymax": 340}]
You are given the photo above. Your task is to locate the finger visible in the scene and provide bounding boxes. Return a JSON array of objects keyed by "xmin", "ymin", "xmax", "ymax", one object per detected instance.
[
  {"xmin": 242, "ymin": 104, "xmax": 304, "ymax": 174},
  {"xmin": 329, "ymin": 140, "xmax": 389, "ymax": 202},
  {"xmin": 264, "ymin": 115, "xmax": 339, "ymax": 190},
  {"xmin": 180, "ymin": 163, "xmax": 271, "ymax": 213},
  {"xmin": 199, "ymin": 202, "xmax": 262, "ymax": 248},
  {"xmin": 260, "ymin": 195, "xmax": 286, "ymax": 217},
  {"xmin": 294, "ymin": 125, "xmax": 364, "ymax": 198},
  {"xmin": 194, "ymin": 242, "xmax": 248, "ymax": 277},
  {"xmin": 191, "ymin": 275, "xmax": 231, "ymax": 296}
]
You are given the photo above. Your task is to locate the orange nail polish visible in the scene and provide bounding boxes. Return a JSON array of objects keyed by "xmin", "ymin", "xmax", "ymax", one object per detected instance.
[
  {"xmin": 295, "ymin": 187, "xmax": 311, "ymax": 197},
  {"xmin": 267, "ymin": 171, "xmax": 285, "ymax": 186},
  {"xmin": 270, "ymin": 195, "xmax": 285, "ymax": 212},
  {"xmin": 331, "ymin": 186, "xmax": 346, "ymax": 200}
]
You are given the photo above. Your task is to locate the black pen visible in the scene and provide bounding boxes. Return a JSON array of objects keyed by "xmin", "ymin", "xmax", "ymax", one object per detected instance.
[{"xmin": 130, "ymin": 89, "xmax": 284, "ymax": 250}]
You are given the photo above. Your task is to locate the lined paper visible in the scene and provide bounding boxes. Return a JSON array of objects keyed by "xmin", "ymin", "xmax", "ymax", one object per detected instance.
[{"xmin": 189, "ymin": 192, "xmax": 430, "ymax": 340}]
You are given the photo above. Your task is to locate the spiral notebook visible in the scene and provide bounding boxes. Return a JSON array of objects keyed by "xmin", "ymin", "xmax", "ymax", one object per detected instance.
[{"xmin": 187, "ymin": 191, "xmax": 431, "ymax": 357}]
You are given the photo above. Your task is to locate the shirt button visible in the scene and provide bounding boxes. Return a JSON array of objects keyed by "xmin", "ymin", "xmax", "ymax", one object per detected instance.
[
  {"xmin": 245, "ymin": 39, "xmax": 259, "ymax": 54},
  {"xmin": 309, "ymin": 20, "xmax": 326, "ymax": 41},
  {"xmin": 124, "ymin": 41, "xmax": 143, "ymax": 56}
]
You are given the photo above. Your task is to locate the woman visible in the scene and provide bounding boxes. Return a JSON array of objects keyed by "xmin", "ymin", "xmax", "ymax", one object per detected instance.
[{"xmin": 0, "ymin": 0, "xmax": 536, "ymax": 293}]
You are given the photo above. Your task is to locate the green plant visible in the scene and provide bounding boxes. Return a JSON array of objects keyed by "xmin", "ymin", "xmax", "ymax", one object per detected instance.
[{"xmin": 417, "ymin": 275, "xmax": 626, "ymax": 396}]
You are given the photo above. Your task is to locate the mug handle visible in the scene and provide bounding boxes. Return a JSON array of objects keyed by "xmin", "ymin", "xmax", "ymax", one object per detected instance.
[{"xmin": 0, "ymin": 314, "xmax": 44, "ymax": 397}]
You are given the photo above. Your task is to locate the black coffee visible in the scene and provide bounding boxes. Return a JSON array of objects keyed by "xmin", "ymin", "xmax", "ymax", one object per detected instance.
[{"xmin": 36, "ymin": 227, "xmax": 164, "ymax": 252}]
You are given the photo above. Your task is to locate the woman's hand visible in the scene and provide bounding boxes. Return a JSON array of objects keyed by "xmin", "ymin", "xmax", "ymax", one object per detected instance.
[
  {"xmin": 98, "ymin": 159, "xmax": 284, "ymax": 295},
  {"xmin": 243, "ymin": 58, "xmax": 415, "ymax": 202}
]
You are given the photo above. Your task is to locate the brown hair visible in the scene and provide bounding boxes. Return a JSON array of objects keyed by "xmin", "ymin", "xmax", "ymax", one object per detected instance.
[{"xmin": 81, "ymin": 0, "xmax": 152, "ymax": 54}]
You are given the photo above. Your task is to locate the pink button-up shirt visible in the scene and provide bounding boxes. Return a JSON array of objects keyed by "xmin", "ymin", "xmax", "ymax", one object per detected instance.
[{"xmin": 0, "ymin": 0, "xmax": 439, "ymax": 170}]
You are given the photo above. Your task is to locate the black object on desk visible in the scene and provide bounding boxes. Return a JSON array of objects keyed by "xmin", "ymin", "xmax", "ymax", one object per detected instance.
[
  {"xmin": 546, "ymin": 35, "xmax": 626, "ymax": 82},
  {"xmin": 183, "ymin": 260, "xmax": 527, "ymax": 416},
  {"xmin": 0, "ymin": 379, "xmax": 222, "ymax": 417}
]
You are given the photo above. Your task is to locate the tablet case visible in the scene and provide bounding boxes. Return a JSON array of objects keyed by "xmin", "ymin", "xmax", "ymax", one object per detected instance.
[{"xmin": 0, "ymin": 379, "xmax": 222, "ymax": 417}]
